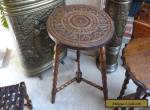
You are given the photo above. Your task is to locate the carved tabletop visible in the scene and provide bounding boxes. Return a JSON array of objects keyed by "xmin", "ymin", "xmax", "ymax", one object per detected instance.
[
  {"xmin": 47, "ymin": 5, "xmax": 114, "ymax": 49},
  {"xmin": 124, "ymin": 37, "xmax": 150, "ymax": 89}
]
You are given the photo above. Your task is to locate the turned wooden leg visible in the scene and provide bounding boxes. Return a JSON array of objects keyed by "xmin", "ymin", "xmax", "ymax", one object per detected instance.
[
  {"xmin": 99, "ymin": 46, "xmax": 108, "ymax": 100},
  {"xmin": 76, "ymin": 50, "xmax": 82, "ymax": 83},
  {"xmin": 135, "ymin": 86, "xmax": 143, "ymax": 99},
  {"xmin": 129, "ymin": 86, "xmax": 143, "ymax": 110},
  {"xmin": 116, "ymin": 71, "xmax": 130, "ymax": 110},
  {"xmin": 51, "ymin": 44, "xmax": 61, "ymax": 104},
  {"xmin": 118, "ymin": 71, "xmax": 130, "ymax": 99}
]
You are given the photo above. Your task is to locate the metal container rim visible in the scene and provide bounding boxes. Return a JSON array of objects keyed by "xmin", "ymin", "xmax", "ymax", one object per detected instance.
[
  {"xmin": 1, "ymin": 0, "xmax": 64, "ymax": 15},
  {"xmin": 110, "ymin": 0, "xmax": 132, "ymax": 4}
]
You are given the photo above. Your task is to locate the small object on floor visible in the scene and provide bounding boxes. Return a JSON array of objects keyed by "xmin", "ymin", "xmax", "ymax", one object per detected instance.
[{"xmin": 0, "ymin": 82, "xmax": 32, "ymax": 110}]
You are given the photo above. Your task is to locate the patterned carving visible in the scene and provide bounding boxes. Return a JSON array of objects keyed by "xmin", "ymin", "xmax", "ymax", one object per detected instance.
[
  {"xmin": 47, "ymin": 5, "xmax": 114, "ymax": 49},
  {"xmin": 105, "ymin": 1, "xmax": 131, "ymax": 47}
]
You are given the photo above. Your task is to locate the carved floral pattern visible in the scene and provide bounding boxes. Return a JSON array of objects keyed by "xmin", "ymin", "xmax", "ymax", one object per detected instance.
[{"xmin": 47, "ymin": 5, "xmax": 114, "ymax": 48}]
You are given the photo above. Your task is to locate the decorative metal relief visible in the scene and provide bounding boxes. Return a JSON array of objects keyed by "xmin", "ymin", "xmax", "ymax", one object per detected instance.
[
  {"xmin": 12, "ymin": 8, "xmax": 54, "ymax": 69},
  {"xmin": 104, "ymin": 0, "xmax": 132, "ymax": 73},
  {"xmin": 1, "ymin": 0, "xmax": 67, "ymax": 75},
  {"xmin": 105, "ymin": 0, "xmax": 132, "ymax": 47}
]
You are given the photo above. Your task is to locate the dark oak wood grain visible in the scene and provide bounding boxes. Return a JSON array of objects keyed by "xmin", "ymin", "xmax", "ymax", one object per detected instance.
[
  {"xmin": 117, "ymin": 37, "xmax": 150, "ymax": 110},
  {"xmin": 124, "ymin": 37, "xmax": 150, "ymax": 90}
]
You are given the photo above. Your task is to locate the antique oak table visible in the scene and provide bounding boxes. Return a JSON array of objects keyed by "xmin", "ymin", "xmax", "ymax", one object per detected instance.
[
  {"xmin": 47, "ymin": 5, "xmax": 114, "ymax": 103},
  {"xmin": 116, "ymin": 37, "xmax": 150, "ymax": 110}
]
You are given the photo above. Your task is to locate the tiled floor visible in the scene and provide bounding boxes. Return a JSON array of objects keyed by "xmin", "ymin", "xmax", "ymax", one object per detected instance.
[{"xmin": 0, "ymin": 0, "xmax": 143, "ymax": 110}]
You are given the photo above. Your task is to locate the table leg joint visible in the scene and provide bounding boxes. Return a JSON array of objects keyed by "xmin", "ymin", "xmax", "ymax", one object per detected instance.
[
  {"xmin": 82, "ymin": 78, "xmax": 103, "ymax": 90},
  {"xmin": 56, "ymin": 78, "xmax": 76, "ymax": 92},
  {"xmin": 76, "ymin": 71, "xmax": 82, "ymax": 83}
]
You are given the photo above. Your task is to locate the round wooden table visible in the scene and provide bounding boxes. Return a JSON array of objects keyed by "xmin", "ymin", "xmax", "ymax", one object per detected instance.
[
  {"xmin": 47, "ymin": 5, "xmax": 114, "ymax": 103},
  {"xmin": 116, "ymin": 37, "xmax": 150, "ymax": 110}
]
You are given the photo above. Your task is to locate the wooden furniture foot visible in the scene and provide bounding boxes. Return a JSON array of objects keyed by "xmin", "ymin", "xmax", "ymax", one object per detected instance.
[
  {"xmin": 118, "ymin": 71, "xmax": 130, "ymax": 99},
  {"xmin": 99, "ymin": 46, "xmax": 108, "ymax": 100},
  {"xmin": 51, "ymin": 44, "xmax": 61, "ymax": 104},
  {"xmin": 76, "ymin": 50, "xmax": 82, "ymax": 83}
]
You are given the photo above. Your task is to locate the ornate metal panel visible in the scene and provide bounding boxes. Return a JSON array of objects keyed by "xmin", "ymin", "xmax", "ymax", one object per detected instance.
[
  {"xmin": 0, "ymin": 0, "xmax": 67, "ymax": 76},
  {"xmin": 105, "ymin": 0, "xmax": 132, "ymax": 73}
]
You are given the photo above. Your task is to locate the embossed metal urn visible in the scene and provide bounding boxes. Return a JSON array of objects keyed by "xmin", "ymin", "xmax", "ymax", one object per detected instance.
[
  {"xmin": 105, "ymin": 0, "xmax": 132, "ymax": 73},
  {"xmin": 0, "ymin": 0, "xmax": 67, "ymax": 76}
]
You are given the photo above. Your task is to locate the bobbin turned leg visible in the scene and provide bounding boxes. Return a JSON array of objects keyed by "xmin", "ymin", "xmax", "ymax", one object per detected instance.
[
  {"xmin": 76, "ymin": 50, "xmax": 82, "ymax": 83},
  {"xmin": 114, "ymin": 71, "xmax": 130, "ymax": 110},
  {"xmin": 129, "ymin": 86, "xmax": 143, "ymax": 110},
  {"xmin": 99, "ymin": 46, "xmax": 108, "ymax": 100},
  {"xmin": 51, "ymin": 44, "xmax": 61, "ymax": 104},
  {"xmin": 118, "ymin": 71, "xmax": 130, "ymax": 99}
]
